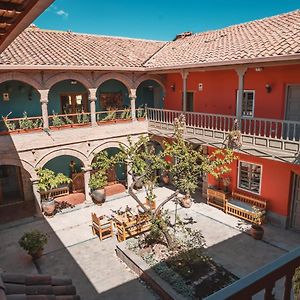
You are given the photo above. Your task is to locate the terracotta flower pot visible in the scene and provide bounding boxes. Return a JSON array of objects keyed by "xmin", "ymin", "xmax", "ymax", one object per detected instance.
[
  {"xmin": 180, "ymin": 193, "xmax": 192, "ymax": 208},
  {"xmin": 29, "ymin": 248, "xmax": 44, "ymax": 260},
  {"xmin": 251, "ymin": 224, "xmax": 264, "ymax": 240}
]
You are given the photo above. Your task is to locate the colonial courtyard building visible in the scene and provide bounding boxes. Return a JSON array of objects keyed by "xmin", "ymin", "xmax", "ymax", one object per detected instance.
[{"xmin": 0, "ymin": 10, "xmax": 299, "ymax": 228}]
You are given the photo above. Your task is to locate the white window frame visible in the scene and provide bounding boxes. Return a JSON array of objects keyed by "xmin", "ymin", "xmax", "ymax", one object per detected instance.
[
  {"xmin": 236, "ymin": 90, "xmax": 255, "ymax": 118},
  {"xmin": 237, "ymin": 160, "xmax": 262, "ymax": 195}
]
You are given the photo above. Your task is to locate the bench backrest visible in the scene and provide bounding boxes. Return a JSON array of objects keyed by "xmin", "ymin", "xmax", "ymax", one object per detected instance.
[{"xmin": 232, "ymin": 191, "xmax": 267, "ymax": 209}]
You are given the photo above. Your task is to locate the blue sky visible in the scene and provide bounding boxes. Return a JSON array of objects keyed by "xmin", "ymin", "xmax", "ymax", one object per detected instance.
[{"xmin": 35, "ymin": 0, "xmax": 300, "ymax": 41}]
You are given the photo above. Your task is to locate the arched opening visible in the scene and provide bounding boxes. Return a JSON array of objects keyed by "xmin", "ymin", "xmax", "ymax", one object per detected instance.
[
  {"xmin": 0, "ymin": 80, "xmax": 41, "ymax": 133},
  {"xmin": 96, "ymin": 79, "xmax": 129, "ymax": 111},
  {"xmin": 48, "ymin": 80, "xmax": 89, "ymax": 126},
  {"xmin": 43, "ymin": 155, "xmax": 85, "ymax": 200},
  {"xmin": 0, "ymin": 165, "xmax": 35, "ymax": 223},
  {"xmin": 92, "ymin": 147, "xmax": 127, "ymax": 187},
  {"xmin": 136, "ymin": 80, "xmax": 164, "ymax": 109}
]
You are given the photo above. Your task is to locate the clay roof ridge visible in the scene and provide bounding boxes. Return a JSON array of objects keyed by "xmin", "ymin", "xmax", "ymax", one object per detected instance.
[
  {"xmin": 142, "ymin": 41, "xmax": 172, "ymax": 66},
  {"xmin": 25, "ymin": 26, "xmax": 167, "ymax": 43}
]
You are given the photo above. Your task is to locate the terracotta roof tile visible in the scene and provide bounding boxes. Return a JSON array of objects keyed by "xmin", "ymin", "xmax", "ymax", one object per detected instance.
[
  {"xmin": 144, "ymin": 10, "xmax": 300, "ymax": 68},
  {"xmin": 0, "ymin": 10, "xmax": 299, "ymax": 70},
  {"xmin": 0, "ymin": 28, "xmax": 165, "ymax": 68}
]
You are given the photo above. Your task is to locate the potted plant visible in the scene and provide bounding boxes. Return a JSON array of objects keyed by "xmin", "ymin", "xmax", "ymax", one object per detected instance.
[
  {"xmin": 19, "ymin": 230, "xmax": 48, "ymax": 260},
  {"xmin": 90, "ymin": 151, "xmax": 111, "ymax": 204},
  {"xmin": 250, "ymin": 206, "xmax": 265, "ymax": 240},
  {"xmin": 36, "ymin": 168, "xmax": 72, "ymax": 215}
]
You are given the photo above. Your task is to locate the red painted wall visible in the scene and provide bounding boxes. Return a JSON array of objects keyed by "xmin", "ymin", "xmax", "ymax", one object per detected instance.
[
  {"xmin": 207, "ymin": 146, "xmax": 300, "ymax": 217},
  {"xmin": 164, "ymin": 64, "xmax": 300, "ymax": 120}
]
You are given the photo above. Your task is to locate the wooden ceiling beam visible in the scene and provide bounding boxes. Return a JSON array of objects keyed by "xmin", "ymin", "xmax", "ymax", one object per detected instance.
[{"xmin": 0, "ymin": 2, "xmax": 25, "ymax": 13}]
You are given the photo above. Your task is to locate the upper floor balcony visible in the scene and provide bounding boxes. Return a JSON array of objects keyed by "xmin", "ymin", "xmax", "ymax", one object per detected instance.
[{"xmin": 147, "ymin": 108, "xmax": 300, "ymax": 164}]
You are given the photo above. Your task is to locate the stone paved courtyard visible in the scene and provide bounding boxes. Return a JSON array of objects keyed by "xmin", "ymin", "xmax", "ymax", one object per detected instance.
[{"xmin": 1, "ymin": 187, "xmax": 300, "ymax": 299}]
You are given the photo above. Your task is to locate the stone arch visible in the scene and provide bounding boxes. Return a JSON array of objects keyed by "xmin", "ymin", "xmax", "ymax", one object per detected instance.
[
  {"xmin": 0, "ymin": 72, "xmax": 42, "ymax": 92},
  {"xmin": 45, "ymin": 72, "xmax": 92, "ymax": 90},
  {"xmin": 134, "ymin": 74, "xmax": 166, "ymax": 94},
  {"xmin": 35, "ymin": 148, "xmax": 89, "ymax": 170},
  {"xmin": 0, "ymin": 157, "xmax": 35, "ymax": 178},
  {"xmin": 149, "ymin": 136, "xmax": 166, "ymax": 150},
  {"xmin": 95, "ymin": 73, "xmax": 133, "ymax": 93},
  {"xmin": 88, "ymin": 141, "xmax": 127, "ymax": 164}
]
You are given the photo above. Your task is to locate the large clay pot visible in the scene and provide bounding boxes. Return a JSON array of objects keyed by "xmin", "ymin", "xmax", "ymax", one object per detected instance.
[
  {"xmin": 91, "ymin": 189, "xmax": 106, "ymax": 205},
  {"xmin": 42, "ymin": 198, "xmax": 55, "ymax": 216},
  {"xmin": 251, "ymin": 224, "xmax": 264, "ymax": 240},
  {"xmin": 180, "ymin": 193, "xmax": 192, "ymax": 208}
]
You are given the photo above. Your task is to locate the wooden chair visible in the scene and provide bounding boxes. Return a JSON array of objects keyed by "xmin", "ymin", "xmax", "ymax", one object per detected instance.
[{"xmin": 91, "ymin": 213, "xmax": 113, "ymax": 241}]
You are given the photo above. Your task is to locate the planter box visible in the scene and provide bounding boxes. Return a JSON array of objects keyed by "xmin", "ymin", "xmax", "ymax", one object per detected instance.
[{"xmin": 116, "ymin": 243, "xmax": 186, "ymax": 300}]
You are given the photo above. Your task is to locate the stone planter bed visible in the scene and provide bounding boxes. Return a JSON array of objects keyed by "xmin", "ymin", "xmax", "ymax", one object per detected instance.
[{"xmin": 116, "ymin": 238, "xmax": 238, "ymax": 299}]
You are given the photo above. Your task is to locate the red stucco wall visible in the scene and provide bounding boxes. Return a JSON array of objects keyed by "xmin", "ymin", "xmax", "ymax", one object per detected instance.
[
  {"xmin": 164, "ymin": 64, "xmax": 300, "ymax": 119},
  {"xmin": 207, "ymin": 146, "xmax": 300, "ymax": 217}
]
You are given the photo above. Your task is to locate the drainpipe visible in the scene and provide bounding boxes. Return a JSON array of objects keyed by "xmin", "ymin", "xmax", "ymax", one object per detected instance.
[
  {"xmin": 181, "ymin": 70, "xmax": 189, "ymax": 113},
  {"xmin": 130, "ymin": 88, "xmax": 137, "ymax": 121},
  {"xmin": 89, "ymin": 88, "xmax": 97, "ymax": 126},
  {"xmin": 39, "ymin": 89, "xmax": 49, "ymax": 130},
  {"xmin": 235, "ymin": 67, "xmax": 247, "ymax": 126}
]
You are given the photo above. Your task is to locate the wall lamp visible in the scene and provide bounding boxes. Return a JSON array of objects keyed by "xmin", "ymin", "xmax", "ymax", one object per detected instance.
[
  {"xmin": 265, "ymin": 83, "xmax": 272, "ymax": 93},
  {"xmin": 170, "ymin": 84, "xmax": 176, "ymax": 92}
]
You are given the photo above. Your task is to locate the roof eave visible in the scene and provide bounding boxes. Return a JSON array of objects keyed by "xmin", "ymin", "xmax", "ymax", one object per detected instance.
[
  {"xmin": 0, "ymin": 65, "xmax": 147, "ymax": 72},
  {"xmin": 144, "ymin": 54, "xmax": 300, "ymax": 71}
]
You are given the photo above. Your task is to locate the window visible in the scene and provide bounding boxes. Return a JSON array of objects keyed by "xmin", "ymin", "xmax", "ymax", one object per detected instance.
[
  {"xmin": 238, "ymin": 161, "xmax": 262, "ymax": 194},
  {"xmin": 241, "ymin": 90, "xmax": 255, "ymax": 117}
]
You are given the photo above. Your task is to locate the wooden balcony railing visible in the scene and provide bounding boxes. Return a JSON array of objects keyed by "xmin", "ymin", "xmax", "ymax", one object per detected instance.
[
  {"xmin": 147, "ymin": 108, "xmax": 300, "ymax": 142},
  {"xmin": 205, "ymin": 246, "xmax": 300, "ymax": 300}
]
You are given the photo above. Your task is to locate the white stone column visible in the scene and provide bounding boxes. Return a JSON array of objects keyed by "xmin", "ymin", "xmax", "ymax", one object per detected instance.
[
  {"xmin": 235, "ymin": 67, "xmax": 247, "ymax": 123},
  {"xmin": 82, "ymin": 167, "xmax": 92, "ymax": 203},
  {"xmin": 181, "ymin": 70, "xmax": 189, "ymax": 112},
  {"xmin": 31, "ymin": 178, "xmax": 43, "ymax": 217},
  {"xmin": 39, "ymin": 89, "xmax": 49, "ymax": 129},
  {"xmin": 89, "ymin": 88, "xmax": 97, "ymax": 126},
  {"xmin": 129, "ymin": 88, "xmax": 137, "ymax": 121}
]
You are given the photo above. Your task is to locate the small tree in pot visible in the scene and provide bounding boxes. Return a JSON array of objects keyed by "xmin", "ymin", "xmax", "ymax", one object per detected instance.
[
  {"xmin": 36, "ymin": 168, "xmax": 72, "ymax": 215},
  {"xmin": 90, "ymin": 150, "xmax": 111, "ymax": 204},
  {"xmin": 19, "ymin": 230, "xmax": 48, "ymax": 260},
  {"xmin": 250, "ymin": 206, "xmax": 265, "ymax": 240}
]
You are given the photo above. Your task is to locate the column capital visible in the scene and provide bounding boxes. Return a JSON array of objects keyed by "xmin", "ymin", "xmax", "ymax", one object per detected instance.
[
  {"xmin": 181, "ymin": 69, "xmax": 189, "ymax": 80},
  {"xmin": 38, "ymin": 89, "xmax": 49, "ymax": 102},
  {"xmin": 89, "ymin": 88, "xmax": 97, "ymax": 101},
  {"xmin": 235, "ymin": 66, "xmax": 248, "ymax": 77},
  {"xmin": 129, "ymin": 88, "xmax": 137, "ymax": 99}
]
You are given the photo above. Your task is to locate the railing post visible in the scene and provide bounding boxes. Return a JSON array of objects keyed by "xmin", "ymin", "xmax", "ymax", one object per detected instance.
[
  {"xmin": 89, "ymin": 88, "xmax": 97, "ymax": 126},
  {"xmin": 181, "ymin": 70, "xmax": 189, "ymax": 113},
  {"xmin": 235, "ymin": 66, "xmax": 247, "ymax": 126},
  {"xmin": 130, "ymin": 88, "xmax": 137, "ymax": 121},
  {"xmin": 39, "ymin": 89, "xmax": 49, "ymax": 130}
]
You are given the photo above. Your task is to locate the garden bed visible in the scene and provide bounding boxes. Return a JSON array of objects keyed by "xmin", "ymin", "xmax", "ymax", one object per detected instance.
[{"xmin": 116, "ymin": 226, "xmax": 238, "ymax": 299}]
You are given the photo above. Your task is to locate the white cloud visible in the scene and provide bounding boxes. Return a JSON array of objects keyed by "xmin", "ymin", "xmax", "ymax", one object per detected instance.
[{"xmin": 56, "ymin": 10, "xmax": 69, "ymax": 17}]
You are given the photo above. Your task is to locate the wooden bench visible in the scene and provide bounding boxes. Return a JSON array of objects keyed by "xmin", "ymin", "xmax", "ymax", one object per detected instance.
[
  {"xmin": 207, "ymin": 188, "xmax": 230, "ymax": 211},
  {"xmin": 207, "ymin": 188, "xmax": 267, "ymax": 224},
  {"xmin": 114, "ymin": 213, "xmax": 152, "ymax": 242},
  {"xmin": 40, "ymin": 186, "xmax": 69, "ymax": 201},
  {"xmin": 226, "ymin": 191, "xmax": 267, "ymax": 224}
]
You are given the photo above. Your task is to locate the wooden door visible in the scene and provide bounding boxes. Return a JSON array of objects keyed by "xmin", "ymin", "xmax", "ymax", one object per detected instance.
[
  {"xmin": 285, "ymin": 86, "xmax": 300, "ymax": 140},
  {"xmin": 290, "ymin": 174, "xmax": 300, "ymax": 231},
  {"xmin": 72, "ymin": 172, "xmax": 85, "ymax": 193},
  {"xmin": 60, "ymin": 93, "xmax": 88, "ymax": 114}
]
